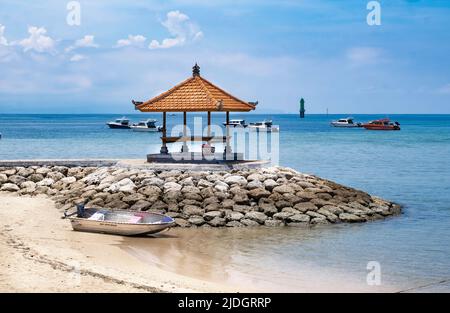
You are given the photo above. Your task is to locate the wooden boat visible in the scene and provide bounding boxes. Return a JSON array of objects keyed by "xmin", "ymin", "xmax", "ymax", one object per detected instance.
[
  {"xmin": 330, "ymin": 117, "xmax": 362, "ymax": 128},
  {"xmin": 64, "ymin": 204, "xmax": 175, "ymax": 236},
  {"xmin": 107, "ymin": 117, "xmax": 131, "ymax": 129},
  {"xmin": 362, "ymin": 118, "xmax": 400, "ymax": 130}
]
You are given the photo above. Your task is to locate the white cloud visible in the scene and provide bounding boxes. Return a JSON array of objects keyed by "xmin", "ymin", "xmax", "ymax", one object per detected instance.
[
  {"xmin": 437, "ymin": 83, "xmax": 450, "ymax": 94},
  {"xmin": 149, "ymin": 10, "xmax": 203, "ymax": 49},
  {"xmin": 0, "ymin": 24, "xmax": 8, "ymax": 46},
  {"xmin": 66, "ymin": 35, "xmax": 99, "ymax": 52},
  {"xmin": 15, "ymin": 26, "xmax": 55, "ymax": 53},
  {"xmin": 115, "ymin": 34, "xmax": 146, "ymax": 48},
  {"xmin": 70, "ymin": 54, "xmax": 86, "ymax": 62},
  {"xmin": 346, "ymin": 47, "xmax": 382, "ymax": 65}
]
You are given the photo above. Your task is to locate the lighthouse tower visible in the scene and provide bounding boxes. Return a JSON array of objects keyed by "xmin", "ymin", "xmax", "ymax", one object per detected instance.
[{"xmin": 299, "ymin": 98, "xmax": 305, "ymax": 118}]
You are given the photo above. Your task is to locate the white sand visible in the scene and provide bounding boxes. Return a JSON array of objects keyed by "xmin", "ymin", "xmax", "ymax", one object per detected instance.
[{"xmin": 0, "ymin": 194, "xmax": 240, "ymax": 293}]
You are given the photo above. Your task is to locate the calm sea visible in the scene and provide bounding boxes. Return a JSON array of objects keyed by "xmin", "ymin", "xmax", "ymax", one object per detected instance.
[{"xmin": 1, "ymin": 113, "xmax": 449, "ymax": 291}]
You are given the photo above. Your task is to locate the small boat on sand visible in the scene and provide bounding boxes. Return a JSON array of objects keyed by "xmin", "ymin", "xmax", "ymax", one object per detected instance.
[
  {"xmin": 64, "ymin": 204, "xmax": 175, "ymax": 236},
  {"xmin": 248, "ymin": 120, "xmax": 279, "ymax": 132},
  {"xmin": 362, "ymin": 118, "xmax": 401, "ymax": 131},
  {"xmin": 330, "ymin": 117, "xmax": 362, "ymax": 128},
  {"xmin": 130, "ymin": 119, "xmax": 162, "ymax": 132},
  {"xmin": 107, "ymin": 117, "xmax": 131, "ymax": 129}
]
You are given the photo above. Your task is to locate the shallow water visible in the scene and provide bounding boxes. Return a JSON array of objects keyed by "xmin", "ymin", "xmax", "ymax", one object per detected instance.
[{"xmin": 1, "ymin": 113, "xmax": 449, "ymax": 291}]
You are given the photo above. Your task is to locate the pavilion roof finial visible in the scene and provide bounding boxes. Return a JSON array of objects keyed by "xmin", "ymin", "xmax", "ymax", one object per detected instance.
[{"xmin": 192, "ymin": 63, "xmax": 200, "ymax": 77}]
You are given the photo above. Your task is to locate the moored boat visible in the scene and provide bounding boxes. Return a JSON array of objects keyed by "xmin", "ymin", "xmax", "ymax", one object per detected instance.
[
  {"xmin": 223, "ymin": 119, "xmax": 247, "ymax": 128},
  {"xmin": 362, "ymin": 118, "xmax": 400, "ymax": 130},
  {"xmin": 107, "ymin": 117, "xmax": 131, "ymax": 129},
  {"xmin": 330, "ymin": 117, "xmax": 361, "ymax": 128},
  {"xmin": 248, "ymin": 120, "xmax": 279, "ymax": 132},
  {"xmin": 130, "ymin": 119, "xmax": 162, "ymax": 132},
  {"xmin": 64, "ymin": 204, "xmax": 175, "ymax": 236}
]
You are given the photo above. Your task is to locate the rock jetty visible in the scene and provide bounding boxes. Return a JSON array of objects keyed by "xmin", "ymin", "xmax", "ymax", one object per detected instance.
[{"xmin": 0, "ymin": 165, "xmax": 401, "ymax": 227}]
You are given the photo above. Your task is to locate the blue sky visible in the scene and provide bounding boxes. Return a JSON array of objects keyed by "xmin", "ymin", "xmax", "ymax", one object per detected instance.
[{"xmin": 0, "ymin": 0, "xmax": 449, "ymax": 114}]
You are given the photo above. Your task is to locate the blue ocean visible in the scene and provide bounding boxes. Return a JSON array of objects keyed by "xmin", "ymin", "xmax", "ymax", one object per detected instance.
[{"xmin": 1, "ymin": 113, "xmax": 449, "ymax": 291}]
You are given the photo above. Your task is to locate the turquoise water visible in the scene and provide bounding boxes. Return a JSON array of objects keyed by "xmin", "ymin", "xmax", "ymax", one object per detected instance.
[{"xmin": 1, "ymin": 114, "xmax": 450, "ymax": 291}]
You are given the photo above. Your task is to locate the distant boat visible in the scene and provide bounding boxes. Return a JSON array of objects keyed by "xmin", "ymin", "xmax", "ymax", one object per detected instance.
[
  {"xmin": 130, "ymin": 119, "xmax": 162, "ymax": 132},
  {"xmin": 223, "ymin": 119, "xmax": 247, "ymax": 127},
  {"xmin": 107, "ymin": 117, "xmax": 131, "ymax": 129},
  {"xmin": 64, "ymin": 204, "xmax": 175, "ymax": 236},
  {"xmin": 330, "ymin": 117, "xmax": 362, "ymax": 128},
  {"xmin": 362, "ymin": 118, "xmax": 400, "ymax": 131},
  {"xmin": 248, "ymin": 120, "xmax": 279, "ymax": 132}
]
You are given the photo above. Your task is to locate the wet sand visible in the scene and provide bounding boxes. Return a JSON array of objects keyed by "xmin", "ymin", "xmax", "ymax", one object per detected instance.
[{"xmin": 0, "ymin": 193, "xmax": 395, "ymax": 292}]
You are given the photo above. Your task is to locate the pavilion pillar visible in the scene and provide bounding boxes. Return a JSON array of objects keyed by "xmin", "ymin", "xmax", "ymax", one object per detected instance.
[
  {"xmin": 160, "ymin": 112, "xmax": 169, "ymax": 154},
  {"xmin": 207, "ymin": 111, "xmax": 211, "ymax": 137},
  {"xmin": 224, "ymin": 111, "xmax": 232, "ymax": 155},
  {"xmin": 181, "ymin": 111, "xmax": 189, "ymax": 153}
]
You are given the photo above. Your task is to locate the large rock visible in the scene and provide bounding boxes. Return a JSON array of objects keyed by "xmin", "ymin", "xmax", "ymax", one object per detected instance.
[
  {"xmin": 46, "ymin": 171, "xmax": 65, "ymax": 181},
  {"xmin": 224, "ymin": 175, "xmax": 247, "ymax": 186},
  {"xmin": 1, "ymin": 168, "xmax": 16, "ymax": 176},
  {"xmin": 163, "ymin": 182, "xmax": 182, "ymax": 193},
  {"xmin": 17, "ymin": 167, "xmax": 34, "ymax": 177},
  {"xmin": 288, "ymin": 214, "xmax": 310, "ymax": 223},
  {"xmin": 138, "ymin": 185, "xmax": 161, "ymax": 197},
  {"xmin": 106, "ymin": 178, "xmax": 136, "ymax": 193},
  {"xmin": 0, "ymin": 183, "xmax": 19, "ymax": 192},
  {"xmin": 37, "ymin": 178, "xmax": 55, "ymax": 187},
  {"xmin": 188, "ymin": 216, "xmax": 205, "ymax": 226},
  {"xmin": 273, "ymin": 212, "xmax": 293, "ymax": 221},
  {"xmin": 240, "ymin": 218, "xmax": 260, "ymax": 226},
  {"xmin": 263, "ymin": 179, "xmax": 278, "ymax": 191},
  {"xmin": 272, "ymin": 185, "xmax": 295, "ymax": 194},
  {"xmin": 35, "ymin": 167, "xmax": 52, "ymax": 175},
  {"xmin": 122, "ymin": 193, "xmax": 145, "ymax": 204},
  {"xmin": 28, "ymin": 173, "xmax": 44, "ymax": 183},
  {"xmin": 208, "ymin": 217, "xmax": 226, "ymax": 227},
  {"xmin": 203, "ymin": 210, "xmax": 224, "ymax": 221},
  {"xmin": 339, "ymin": 213, "xmax": 365, "ymax": 223},
  {"xmin": 183, "ymin": 205, "xmax": 205, "ymax": 216},
  {"xmin": 141, "ymin": 177, "xmax": 165, "ymax": 187},
  {"xmin": 60, "ymin": 176, "xmax": 77, "ymax": 184},
  {"xmin": 247, "ymin": 173, "xmax": 264, "ymax": 181},
  {"xmin": 226, "ymin": 221, "xmax": 244, "ymax": 227},
  {"xmin": 0, "ymin": 173, "xmax": 7, "ymax": 183},
  {"xmin": 214, "ymin": 181, "xmax": 229, "ymax": 193},
  {"xmin": 247, "ymin": 180, "xmax": 263, "ymax": 190},
  {"xmin": 8, "ymin": 175, "xmax": 27, "ymax": 185},
  {"xmin": 248, "ymin": 188, "xmax": 270, "ymax": 200},
  {"xmin": 105, "ymin": 200, "xmax": 129, "ymax": 210},
  {"xmin": 294, "ymin": 202, "xmax": 318, "ymax": 213},
  {"xmin": 226, "ymin": 211, "xmax": 244, "ymax": 221},
  {"xmin": 245, "ymin": 211, "xmax": 268, "ymax": 224}
]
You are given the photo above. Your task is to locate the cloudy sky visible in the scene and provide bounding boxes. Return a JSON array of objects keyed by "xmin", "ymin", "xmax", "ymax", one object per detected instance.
[{"xmin": 0, "ymin": 0, "xmax": 449, "ymax": 114}]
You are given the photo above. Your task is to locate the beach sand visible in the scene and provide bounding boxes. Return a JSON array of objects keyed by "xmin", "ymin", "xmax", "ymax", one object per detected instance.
[
  {"xmin": 0, "ymin": 193, "xmax": 240, "ymax": 293},
  {"xmin": 0, "ymin": 193, "xmax": 394, "ymax": 293}
]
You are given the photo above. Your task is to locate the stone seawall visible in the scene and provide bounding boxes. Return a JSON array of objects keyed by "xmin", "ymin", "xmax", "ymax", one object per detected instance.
[{"xmin": 0, "ymin": 164, "xmax": 401, "ymax": 227}]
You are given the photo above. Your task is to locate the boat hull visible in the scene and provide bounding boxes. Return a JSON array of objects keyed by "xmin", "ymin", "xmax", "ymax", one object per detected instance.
[
  {"xmin": 107, "ymin": 123, "xmax": 130, "ymax": 129},
  {"xmin": 330, "ymin": 123, "xmax": 361, "ymax": 128},
  {"xmin": 69, "ymin": 219, "xmax": 172, "ymax": 235},
  {"xmin": 130, "ymin": 127, "xmax": 160, "ymax": 132},
  {"xmin": 362, "ymin": 125, "xmax": 400, "ymax": 130}
]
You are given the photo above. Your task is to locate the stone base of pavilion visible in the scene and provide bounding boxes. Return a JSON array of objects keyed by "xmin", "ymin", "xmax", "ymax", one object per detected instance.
[
  {"xmin": 116, "ymin": 157, "xmax": 269, "ymax": 171},
  {"xmin": 147, "ymin": 152, "xmax": 247, "ymax": 164}
]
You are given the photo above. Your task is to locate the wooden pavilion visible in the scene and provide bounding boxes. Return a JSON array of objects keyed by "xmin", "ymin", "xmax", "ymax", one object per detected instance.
[{"xmin": 133, "ymin": 63, "xmax": 256, "ymax": 162}]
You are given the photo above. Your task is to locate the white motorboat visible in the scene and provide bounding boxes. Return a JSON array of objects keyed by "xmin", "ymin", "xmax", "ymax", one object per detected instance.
[
  {"xmin": 64, "ymin": 205, "xmax": 175, "ymax": 236},
  {"xmin": 248, "ymin": 120, "xmax": 279, "ymax": 132},
  {"xmin": 130, "ymin": 119, "xmax": 162, "ymax": 132},
  {"xmin": 107, "ymin": 117, "xmax": 131, "ymax": 129},
  {"xmin": 223, "ymin": 119, "xmax": 247, "ymax": 127},
  {"xmin": 330, "ymin": 117, "xmax": 362, "ymax": 128}
]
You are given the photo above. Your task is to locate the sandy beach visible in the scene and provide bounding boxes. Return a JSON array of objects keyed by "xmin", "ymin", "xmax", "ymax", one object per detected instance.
[
  {"xmin": 0, "ymin": 193, "xmax": 241, "ymax": 293},
  {"xmin": 0, "ymin": 193, "xmax": 399, "ymax": 293}
]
